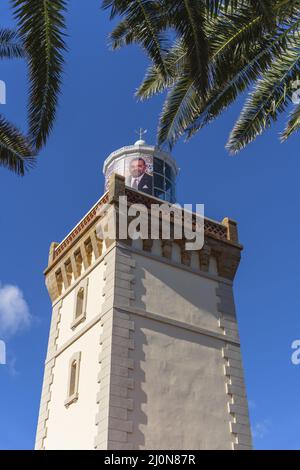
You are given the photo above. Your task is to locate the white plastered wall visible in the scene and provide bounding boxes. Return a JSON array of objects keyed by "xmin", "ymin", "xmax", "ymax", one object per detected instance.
[
  {"xmin": 44, "ymin": 325, "xmax": 101, "ymax": 449},
  {"xmin": 131, "ymin": 251, "xmax": 221, "ymax": 334},
  {"xmin": 42, "ymin": 259, "xmax": 106, "ymax": 449},
  {"xmin": 56, "ymin": 261, "xmax": 105, "ymax": 349},
  {"xmin": 128, "ymin": 315, "xmax": 233, "ymax": 449}
]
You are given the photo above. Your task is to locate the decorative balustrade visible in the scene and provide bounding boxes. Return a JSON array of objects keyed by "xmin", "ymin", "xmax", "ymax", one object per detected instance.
[{"xmin": 51, "ymin": 181, "xmax": 237, "ymax": 269}]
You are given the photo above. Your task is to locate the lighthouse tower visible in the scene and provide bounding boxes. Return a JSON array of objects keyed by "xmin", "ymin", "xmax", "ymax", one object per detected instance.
[{"xmin": 35, "ymin": 140, "xmax": 252, "ymax": 450}]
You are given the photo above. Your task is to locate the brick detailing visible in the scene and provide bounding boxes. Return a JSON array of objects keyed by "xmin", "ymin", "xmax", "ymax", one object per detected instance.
[
  {"xmin": 102, "ymin": 248, "xmax": 135, "ymax": 313},
  {"xmin": 124, "ymin": 185, "xmax": 228, "ymax": 243},
  {"xmin": 223, "ymin": 345, "xmax": 252, "ymax": 450},
  {"xmin": 46, "ymin": 229, "xmax": 103, "ymax": 303},
  {"xmin": 216, "ymin": 282, "xmax": 252, "ymax": 450},
  {"xmin": 216, "ymin": 283, "xmax": 239, "ymax": 342},
  {"xmin": 35, "ymin": 300, "xmax": 62, "ymax": 450},
  {"xmin": 53, "ymin": 193, "xmax": 109, "ymax": 261},
  {"xmin": 94, "ymin": 247, "xmax": 135, "ymax": 450}
]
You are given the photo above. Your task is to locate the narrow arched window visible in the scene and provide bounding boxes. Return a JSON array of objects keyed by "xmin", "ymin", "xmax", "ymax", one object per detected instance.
[
  {"xmin": 71, "ymin": 278, "xmax": 88, "ymax": 329},
  {"xmin": 75, "ymin": 287, "xmax": 84, "ymax": 319},
  {"xmin": 69, "ymin": 360, "xmax": 77, "ymax": 397},
  {"xmin": 65, "ymin": 352, "xmax": 81, "ymax": 407}
]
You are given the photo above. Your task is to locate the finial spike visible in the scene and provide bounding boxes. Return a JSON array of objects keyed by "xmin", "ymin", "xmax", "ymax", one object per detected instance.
[{"xmin": 135, "ymin": 128, "xmax": 147, "ymax": 141}]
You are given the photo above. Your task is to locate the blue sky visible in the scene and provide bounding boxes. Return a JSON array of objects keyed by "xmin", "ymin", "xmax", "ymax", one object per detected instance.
[{"xmin": 0, "ymin": 1, "xmax": 299, "ymax": 450}]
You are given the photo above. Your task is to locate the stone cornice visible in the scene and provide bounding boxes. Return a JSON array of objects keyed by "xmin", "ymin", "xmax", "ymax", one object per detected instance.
[
  {"xmin": 44, "ymin": 174, "xmax": 243, "ymax": 302},
  {"xmin": 46, "ymin": 174, "xmax": 242, "ymax": 271},
  {"xmin": 44, "ymin": 192, "xmax": 109, "ymax": 274}
]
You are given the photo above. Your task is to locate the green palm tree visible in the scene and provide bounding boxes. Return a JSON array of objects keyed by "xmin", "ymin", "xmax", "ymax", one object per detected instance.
[
  {"xmin": 0, "ymin": 1, "xmax": 67, "ymax": 175},
  {"xmin": 0, "ymin": 28, "xmax": 34, "ymax": 175},
  {"xmin": 104, "ymin": 0, "xmax": 300, "ymax": 153},
  {"xmin": 12, "ymin": 0, "xmax": 67, "ymax": 151}
]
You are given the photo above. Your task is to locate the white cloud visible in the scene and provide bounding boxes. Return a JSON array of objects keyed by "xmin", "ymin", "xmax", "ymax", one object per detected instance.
[{"xmin": 0, "ymin": 283, "xmax": 31, "ymax": 337}]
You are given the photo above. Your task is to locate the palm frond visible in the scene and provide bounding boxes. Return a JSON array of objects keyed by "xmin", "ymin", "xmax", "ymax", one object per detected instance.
[
  {"xmin": 281, "ymin": 99, "xmax": 300, "ymax": 140},
  {"xmin": 109, "ymin": 19, "xmax": 135, "ymax": 49},
  {"xmin": 167, "ymin": 0, "xmax": 209, "ymax": 93},
  {"xmin": 136, "ymin": 40, "xmax": 186, "ymax": 100},
  {"xmin": 206, "ymin": 0, "xmax": 282, "ymax": 19},
  {"xmin": 0, "ymin": 115, "xmax": 35, "ymax": 175},
  {"xmin": 159, "ymin": 4, "xmax": 268, "ymax": 145},
  {"xmin": 105, "ymin": 0, "xmax": 300, "ymax": 152},
  {"xmin": 227, "ymin": 41, "xmax": 300, "ymax": 153},
  {"xmin": 206, "ymin": 1, "xmax": 239, "ymax": 15},
  {"xmin": 158, "ymin": 74, "xmax": 200, "ymax": 146},
  {"xmin": 102, "ymin": 0, "xmax": 131, "ymax": 19},
  {"xmin": 248, "ymin": 0, "xmax": 277, "ymax": 28},
  {"xmin": 12, "ymin": 0, "xmax": 67, "ymax": 150},
  {"xmin": 186, "ymin": 44, "xmax": 272, "ymax": 140},
  {"xmin": 187, "ymin": 13, "xmax": 300, "ymax": 139},
  {"xmin": 136, "ymin": 64, "xmax": 176, "ymax": 100},
  {"xmin": 0, "ymin": 28, "xmax": 24, "ymax": 58},
  {"xmin": 105, "ymin": 0, "xmax": 169, "ymax": 78}
]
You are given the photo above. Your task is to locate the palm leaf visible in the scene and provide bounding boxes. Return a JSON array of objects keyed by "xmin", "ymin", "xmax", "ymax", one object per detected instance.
[
  {"xmin": 102, "ymin": 0, "xmax": 130, "ymax": 19},
  {"xmin": 105, "ymin": 0, "xmax": 300, "ymax": 151},
  {"xmin": 159, "ymin": 4, "xmax": 268, "ymax": 145},
  {"xmin": 158, "ymin": 74, "xmax": 201, "ymax": 146},
  {"xmin": 280, "ymin": 88, "xmax": 300, "ymax": 142},
  {"xmin": 12, "ymin": 0, "xmax": 67, "ymax": 150},
  {"xmin": 0, "ymin": 115, "xmax": 35, "ymax": 175},
  {"xmin": 187, "ymin": 13, "xmax": 300, "ymax": 138},
  {"xmin": 0, "ymin": 28, "xmax": 24, "ymax": 58},
  {"xmin": 109, "ymin": 19, "xmax": 135, "ymax": 49},
  {"xmin": 104, "ymin": 0, "xmax": 169, "ymax": 78},
  {"xmin": 166, "ymin": 0, "xmax": 209, "ymax": 93},
  {"xmin": 136, "ymin": 64, "xmax": 176, "ymax": 100},
  {"xmin": 181, "ymin": 6, "xmax": 300, "ymax": 146},
  {"xmin": 136, "ymin": 40, "xmax": 186, "ymax": 100},
  {"xmin": 227, "ymin": 41, "xmax": 300, "ymax": 153},
  {"xmin": 281, "ymin": 94, "xmax": 300, "ymax": 140}
]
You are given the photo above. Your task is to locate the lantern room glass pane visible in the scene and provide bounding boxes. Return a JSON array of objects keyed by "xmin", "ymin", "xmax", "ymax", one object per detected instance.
[
  {"xmin": 165, "ymin": 163, "xmax": 173, "ymax": 180},
  {"xmin": 165, "ymin": 183, "xmax": 174, "ymax": 202},
  {"xmin": 153, "ymin": 157, "xmax": 164, "ymax": 174},
  {"xmin": 154, "ymin": 173, "xmax": 164, "ymax": 189},
  {"xmin": 154, "ymin": 188, "xmax": 165, "ymax": 200},
  {"xmin": 165, "ymin": 178, "xmax": 172, "ymax": 191}
]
